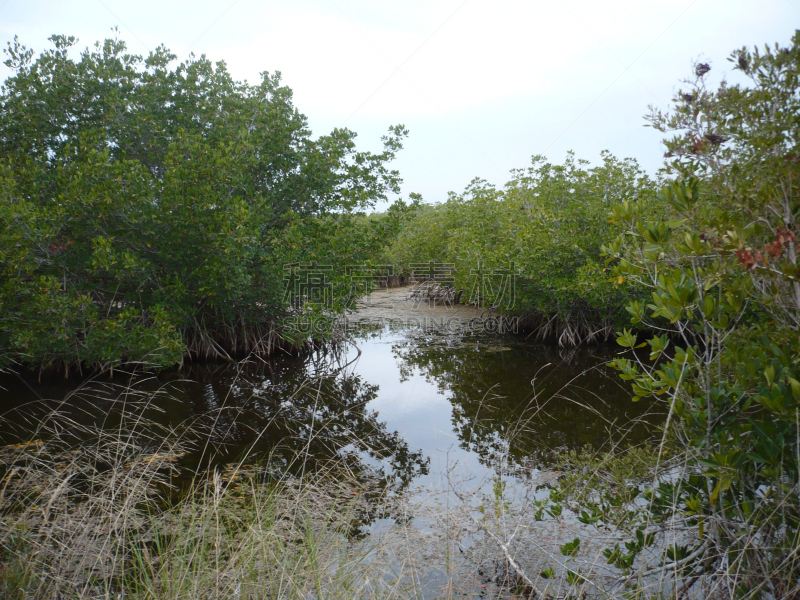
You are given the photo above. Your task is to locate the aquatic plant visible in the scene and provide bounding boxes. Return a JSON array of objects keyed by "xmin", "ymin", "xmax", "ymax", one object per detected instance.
[{"xmin": 559, "ymin": 32, "xmax": 800, "ymax": 597}]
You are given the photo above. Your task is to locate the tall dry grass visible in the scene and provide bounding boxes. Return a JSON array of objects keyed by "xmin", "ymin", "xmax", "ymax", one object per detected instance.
[
  {"xmin": 2, "ymin": 349, "xmax": 793, "ymax": 600},
  {"xmin": 0, "ymin": 369, "xmax": 450, "ymax": 600}
]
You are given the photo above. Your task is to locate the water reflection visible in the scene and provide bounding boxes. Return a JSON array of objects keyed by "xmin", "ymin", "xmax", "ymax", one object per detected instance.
[
  {"xmin": 171, "ymin": 356, "xmax": 430, "ymax": 494},
  {"xmin": 388, "ymin": 331, "xmax": 661, "ymax": 471},
  {"xmin": 0, "ymin": 347, "xmax": 430, "ymax": 526},
  {"xmin": 0, "ymin": 326, "xmax": 660, "ymax": 519}
]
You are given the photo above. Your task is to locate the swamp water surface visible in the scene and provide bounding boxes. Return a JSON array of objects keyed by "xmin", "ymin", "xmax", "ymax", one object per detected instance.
[
  {"xmin": 0, "ymin": 287, "xmax": 659, "ymax": 507},
  {"xmin": 0, "ymin": 287, "xmax": 666, "ymax": 597}
]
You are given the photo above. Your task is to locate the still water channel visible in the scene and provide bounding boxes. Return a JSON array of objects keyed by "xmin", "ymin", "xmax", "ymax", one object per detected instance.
[{"xmin": 0, "ymin": 288, "xmax": 659, "ymax": 509}]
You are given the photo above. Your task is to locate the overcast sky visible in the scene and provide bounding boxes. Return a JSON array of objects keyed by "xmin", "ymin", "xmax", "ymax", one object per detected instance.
[{"xmin": 0, "ymin": 0, "xmax": 797, "ymax": 207}]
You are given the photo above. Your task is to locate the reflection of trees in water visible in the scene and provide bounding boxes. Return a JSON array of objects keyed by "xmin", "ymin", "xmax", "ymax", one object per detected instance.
[
  {"xmin": 390, "ymin": 333, "xmax": 661, "ymax": 469},
  {"xmin": 172, "ymin": 353, "xmax": 430, "ymax": 501},
  {"xmin": 0, "ymin": 345, "xmax": 429, "ymax": 529}
]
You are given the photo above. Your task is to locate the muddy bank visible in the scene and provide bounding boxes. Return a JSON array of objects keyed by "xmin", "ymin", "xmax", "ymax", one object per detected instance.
[{"xmin": 343, "ymin": 285, "xmax": 507, "ymax": 333}]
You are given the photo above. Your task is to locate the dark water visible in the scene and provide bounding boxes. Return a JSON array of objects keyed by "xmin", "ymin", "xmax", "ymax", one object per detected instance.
[{"xmin": 0, "ymin": 326, "xmax": 660, "ymax": 502}]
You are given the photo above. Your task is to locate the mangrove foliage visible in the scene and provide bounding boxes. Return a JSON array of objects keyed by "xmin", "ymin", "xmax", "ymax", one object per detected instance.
[{"xmin": 0, "ymin": 33, "xmax": 408, "ymax": 372}]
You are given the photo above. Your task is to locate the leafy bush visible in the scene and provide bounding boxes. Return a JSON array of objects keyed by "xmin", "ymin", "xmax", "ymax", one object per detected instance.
[
  {"xmin": 568, "ymin": 33, "xmax": 800, "ymax": 597},
  {"xmin": 385, "ymin": 152, "xmax": 659, "ymax": 344},
  {"xmin": 0, "ymin": 34, "xmax": 406, "ymax": 371}
]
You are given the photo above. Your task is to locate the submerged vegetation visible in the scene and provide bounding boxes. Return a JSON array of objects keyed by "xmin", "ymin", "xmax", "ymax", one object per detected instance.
[{"xmin": 1, "ymin": 24, "xmax": 799, "ymax": 600}]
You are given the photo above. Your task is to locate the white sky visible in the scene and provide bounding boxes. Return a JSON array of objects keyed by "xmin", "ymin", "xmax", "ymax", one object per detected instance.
[{"xmin": 0, "ymin": 0, "xmax": 797, "ymax": 208}]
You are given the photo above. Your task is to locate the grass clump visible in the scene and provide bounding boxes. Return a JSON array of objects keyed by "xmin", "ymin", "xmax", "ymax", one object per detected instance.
[{"xmin": 0, "ymin": 377, "xmax": 433, "ymax": 600}]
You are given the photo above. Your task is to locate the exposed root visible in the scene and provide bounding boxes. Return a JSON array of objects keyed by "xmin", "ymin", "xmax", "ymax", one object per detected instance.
[
  {"xmin": 406, "ymin": 280, "xmax": 463, "ymax": 307},
  {"xmin": 518, "ymin": 312, "xmax": 615, "ymax": 347}
]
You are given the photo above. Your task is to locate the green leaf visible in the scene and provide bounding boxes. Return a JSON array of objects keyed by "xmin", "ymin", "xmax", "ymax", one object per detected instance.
[{"xmin": 560, "ymin": 537, "xmax": 581, "ymax": 557}]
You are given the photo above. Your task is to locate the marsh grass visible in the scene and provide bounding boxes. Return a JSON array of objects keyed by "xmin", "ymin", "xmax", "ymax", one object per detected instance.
[
  {"xmin": 0, "ymin": 363, "xmax": 671, "ymax": 600},
  {"xmin": 0, "ymin": 367, "xmax": 448, "ymax": 600},
  {"xmin": 2, "ymin": 345, "xmax": 792, "ymax": 600}
]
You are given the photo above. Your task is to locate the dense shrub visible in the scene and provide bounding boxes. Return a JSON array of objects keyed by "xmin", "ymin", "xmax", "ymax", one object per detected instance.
[
  {"xmin": 0, "ymin": 34, "xmax": 406, "ymax": 371},
  {"xmin": 385, "ymin": 152, "xmax": 660, "ymax": 344},
  {"xmin": 569, "ymin": 33, "xmax": 800, "ymax": 596}
]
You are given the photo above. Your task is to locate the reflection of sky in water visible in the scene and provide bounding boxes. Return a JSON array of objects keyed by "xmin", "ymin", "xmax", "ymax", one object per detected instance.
[
  {"xmin": 0, "ymin": 321, "xmax": 660, "ymax": 504},
  {"xmin": 347, "ymin": 324, "xmax": 661, "ymax": 496},
  {"xmin": 0, "ymin": 315, "xmax": 664, "ymax": 597},
  {"xmin": 351, "ymin": 331, "xmax": 492, "ymax": 490}
]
